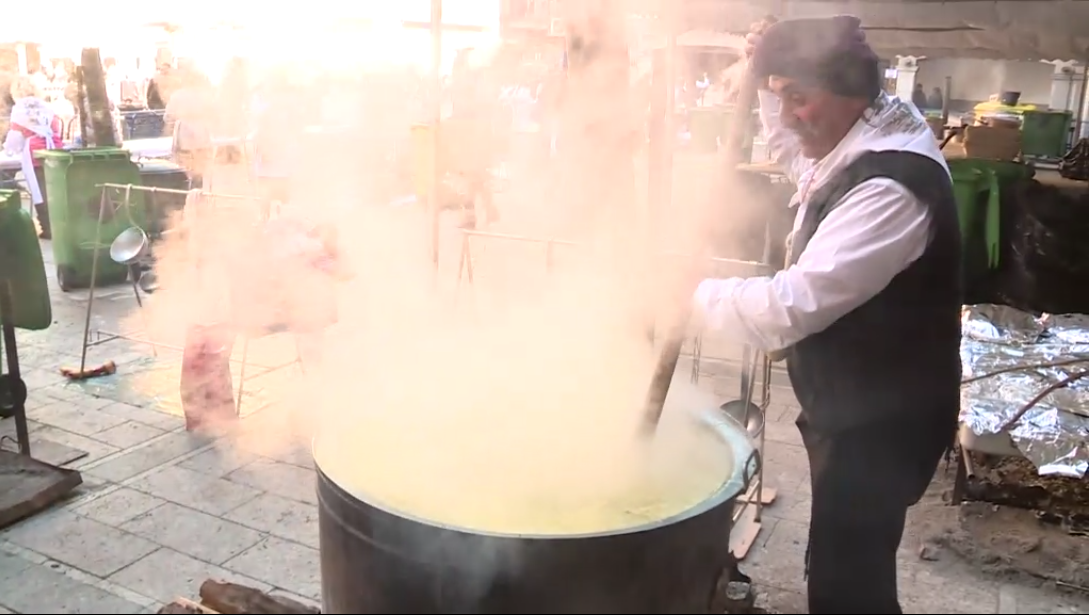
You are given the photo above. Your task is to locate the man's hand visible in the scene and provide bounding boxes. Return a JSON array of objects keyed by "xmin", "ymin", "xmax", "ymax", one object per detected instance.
[{"xmin": 744, "ymin": 17, "xmax": 779, "ymax": 59}]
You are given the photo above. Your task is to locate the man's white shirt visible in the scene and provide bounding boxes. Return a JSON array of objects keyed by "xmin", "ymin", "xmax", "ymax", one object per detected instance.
[{"xmin": 693, "ymin": 91, "xmax": 950, "ymax": 351}]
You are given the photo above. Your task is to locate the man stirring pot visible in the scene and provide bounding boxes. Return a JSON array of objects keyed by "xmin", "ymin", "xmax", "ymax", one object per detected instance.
[{"xmin": 692, "ymin": 16, "xmax": 962, "ymax": 614}]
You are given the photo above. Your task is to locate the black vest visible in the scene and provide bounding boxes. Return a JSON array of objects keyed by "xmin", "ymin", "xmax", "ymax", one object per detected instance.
[{"xmin": 786, "ymin": 150, "xmax": 963, "ymax": 433}]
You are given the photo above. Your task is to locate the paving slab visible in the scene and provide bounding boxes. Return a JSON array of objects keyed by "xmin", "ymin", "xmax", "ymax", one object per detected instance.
[
  {"xmin": 97, "ymin": 402, "xmax": 187, "ymax": 432},
  {"xmin": 222, "ymin": 536, "xmax": 322, "ymax": 601},
  {"xmin": 92, "ymin": 422, "xmax": 169, "ymax": 449},
  {"xmin": 1, "ymin": 510, "xmax": 159, "ymax": 577},
  {"xmin": 107, "ymin": 547, "xmax": 271, "ymax": 605},
  {"xmin": 225, "ymin": 458, "xmax": 318, "ymax": 505},
  {"xmin": 70, "ymin": 487, "xmax": 169, "ymax": 526},
  {"xmin": 82, "ymin": 433, "xmax": 210, "ymax": 483},
  {"xmin": 177, "ymin": 445, "xmax": 259, "ymax": 478},
  {"xmin": 126, "ymin": 465, "xmax": 263, "ymax": 516},
  {"xmin": 120, "ymin": 502, "xmax": 264, "ymax": 565},
  {"xmin": 30, "ymin": 402, "xmax": 131, "ymax": 437},
  {"xmin": 224, "ymin": 492, "xmax": 320, "ymax": 549},
  {"xmin": 0, "ymin": 560, "xmax": 146, "ymax": 614}
]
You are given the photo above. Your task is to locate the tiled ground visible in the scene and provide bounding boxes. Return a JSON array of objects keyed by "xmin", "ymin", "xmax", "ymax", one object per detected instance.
[{"xmin": 1, "ymin": 240, "xmax": 1087, "ymax": 614}]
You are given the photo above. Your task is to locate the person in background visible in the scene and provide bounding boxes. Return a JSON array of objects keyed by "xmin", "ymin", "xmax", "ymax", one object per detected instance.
[
  {"xmin": 52, "ymin": 82, "xmax": 78, "ymax": 137},
  {"xmin": 3, "ymin": 77, "xmax": 63, "ymax": 239},
  {"xmin": 146, "ymin": 63, "xmax": 172, "ymax": 111},
  {"xmin": 118, "ymin": 66, "xmax": 144, "ymax": 111},
  {"xmin": 0, "ymin": 71, "xmax": 15, "ymax": 133},
  {"xmin": 691, "ymin": 16, "xmax": 961, "ymax": 613},
  {"xmin": 52, "ymin": 61, "xmax": 69, "ymax": 85},
  {"xmin": 29, "ymin": 68, "xmax": 50, "ymax": 98},
  {"xmin": 928, "ymin": 85, "xmax": 944, "ymax": 111},
  {"xmin": 911, "ymin": 82, "xmax": 928, "ymax": 110},
  {"xmin": 166, "ymin": 68, "xmax": 216, "ymax": 185},
  {"xmin": 696, "ymin": 70, "xmax": 711, "ymax": 105}
]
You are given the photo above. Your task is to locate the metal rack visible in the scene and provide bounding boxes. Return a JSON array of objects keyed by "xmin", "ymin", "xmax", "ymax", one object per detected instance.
[
  {"xmin": 78, "ymin": 182, "xmax": 303, "ymax": 416},
  {"xmin": 454, "ymin": 227, "xmax": 776, "ymax": 542}
]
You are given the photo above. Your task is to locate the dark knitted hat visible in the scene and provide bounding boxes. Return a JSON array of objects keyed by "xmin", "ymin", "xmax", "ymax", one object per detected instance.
[{"xmin": 751, "ymin": 16, "xmax": 881, "ymax": 99}]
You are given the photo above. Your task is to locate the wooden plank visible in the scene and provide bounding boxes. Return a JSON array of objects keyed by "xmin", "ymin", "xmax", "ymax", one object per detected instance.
[
  {"xmin": 79, "ymin": 48, "xmax": 118, "ymax": 147},
  {"xmin": 746, "ymin": 486, "xmax": 777, "ymax": 506},
  {"xmin": 158, "ymin": 597, "xmax": 219, "ymax": 614},
  {"xmin": 730, "ymin": 504, "xmax": 762, "ymax": 560},
  {"xmin": 199, "ymin": 579, "xmax": 320, "ymax": 615}
]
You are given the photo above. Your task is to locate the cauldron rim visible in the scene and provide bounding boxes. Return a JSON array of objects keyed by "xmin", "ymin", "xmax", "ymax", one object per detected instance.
[{"xmin": 312, "ymin": 406, "xmax": 757, "ymax": 541}]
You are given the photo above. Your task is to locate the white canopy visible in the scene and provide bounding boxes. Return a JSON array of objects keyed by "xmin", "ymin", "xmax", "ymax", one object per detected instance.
[
  {"xmin": 687, "ymin": 0, "xmax": 1089, "ymax": 61},
  {"xmin": 5, "ymin": 2, "xmax": 1087, "ymax": 63}
]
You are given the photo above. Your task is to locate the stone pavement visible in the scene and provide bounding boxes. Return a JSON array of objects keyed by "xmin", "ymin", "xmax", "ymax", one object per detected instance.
[{"xmin": 1, "ymin": 245, "xmax": 1088, "ymax": 614}]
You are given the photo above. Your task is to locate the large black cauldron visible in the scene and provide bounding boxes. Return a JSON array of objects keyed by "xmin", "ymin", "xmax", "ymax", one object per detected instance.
[{"xmin": 315, "ymin": 410, "xmax": 758, "ymax": 614}]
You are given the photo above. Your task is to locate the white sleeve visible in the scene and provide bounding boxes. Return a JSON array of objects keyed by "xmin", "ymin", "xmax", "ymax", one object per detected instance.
[
  {"xmin": 693, "ymin": 178, "xmax": 932, "ymax": 351},
  {"xmin": 3, "ymin": 130, "xmax": 25, "ymax": 157},
  {"xmin": 757, "ymin": 90, "xmax": 811, "ymax": 185}
]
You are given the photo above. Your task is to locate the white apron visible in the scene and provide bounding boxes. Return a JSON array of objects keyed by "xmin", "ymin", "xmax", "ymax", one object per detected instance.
[{"xmin": 16, "ymin": 120, "xmax": 58, "ymax": 206}]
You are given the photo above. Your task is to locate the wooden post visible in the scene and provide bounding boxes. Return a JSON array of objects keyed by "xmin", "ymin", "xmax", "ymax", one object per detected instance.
[{"xmin": 79, "ymin": 48, "xmax": 118, "ymax": 147}]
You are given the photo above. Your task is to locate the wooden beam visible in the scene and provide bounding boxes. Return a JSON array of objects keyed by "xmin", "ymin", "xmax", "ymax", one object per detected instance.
[
  {"xmin": 158, "ymin": 598, "xmax": 219, "ymax": 614},
  {"xmin": 198, "ymin": 580, "xmax": 320, "ymax": 615}
]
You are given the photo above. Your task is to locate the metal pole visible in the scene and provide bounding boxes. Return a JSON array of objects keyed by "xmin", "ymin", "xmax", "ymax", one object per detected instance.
[
  {"xmin": 942, "ymin": 75, "xmax": 952, "ymax": 126},
  {"xmin": 1073, "ymin": 53, "xmax": 1089, "ymax": 142},
  {"xmin": 78, "ymin": 188, "xmax": 110, "ymax": 375},
  {"xmin": 430, "ymin": 0, "xmax": 444, "ymax": 274},
  {"xmin": 96, "ymin": 182, "xmax": 262, "ymax": 202}
]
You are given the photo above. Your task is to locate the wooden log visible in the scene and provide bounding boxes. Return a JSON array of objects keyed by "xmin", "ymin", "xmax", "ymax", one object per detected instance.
[
  {"xmin": 78, "ymin": 48, "xmax": 117, "ymax": 147},
  {"xmin": 158, "ymin": 597, "xmax": 218, "ymax": 614},
  {"xmin": 198, "ymin": 579, "xmax": 320, "ymax": 614}
]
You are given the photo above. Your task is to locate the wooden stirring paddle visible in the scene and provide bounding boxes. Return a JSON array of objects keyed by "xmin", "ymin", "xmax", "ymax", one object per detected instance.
[{"xmin": 641, "ymin": 60, "xmax": 761, "ymax": 435}]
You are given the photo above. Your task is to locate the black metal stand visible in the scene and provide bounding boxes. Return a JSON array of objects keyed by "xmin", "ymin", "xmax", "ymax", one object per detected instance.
[{"xmin": 0, "ymin": 283, "xmax": 31, "ymax": 456}]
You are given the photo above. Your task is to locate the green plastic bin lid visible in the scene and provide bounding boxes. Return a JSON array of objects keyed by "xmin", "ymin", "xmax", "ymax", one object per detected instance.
[
  {"xmin": 138, "ymin": 159, "xmax": 184, "ymax": 173},
  {"xmin": 1021, "ymin": 109, "xmax": 1072, "ymax": 117},
  {"xmin": 947, "ymin": 158, "xmax": 1033, "ymax": 182},
  {"xmin": 36, "ymin": 147, "xmax": 132, "ymax": 161},
  {"xmin": 0, "ymin": 189, "xmax": 21, "ymax": 224},
  {"xmin": 950, "ymin": 167, "xmax": 983, "ymax": 181}
]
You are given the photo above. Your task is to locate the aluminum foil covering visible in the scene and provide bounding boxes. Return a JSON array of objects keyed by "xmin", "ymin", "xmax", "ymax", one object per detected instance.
[{"xmin": 960, "ymin": 305, "xmax": 1089, "ymax": 478}]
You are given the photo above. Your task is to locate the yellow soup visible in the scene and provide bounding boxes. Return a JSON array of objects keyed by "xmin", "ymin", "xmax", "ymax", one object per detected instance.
[{"xmin": 315, "ymin": 392, "xmax": 735, "ymax": 536}]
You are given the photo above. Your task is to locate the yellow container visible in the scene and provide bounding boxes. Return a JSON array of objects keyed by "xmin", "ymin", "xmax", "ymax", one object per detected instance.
[{"xmin": 971, "ymin": 101, "xmax": 1038, "ymax": 115}]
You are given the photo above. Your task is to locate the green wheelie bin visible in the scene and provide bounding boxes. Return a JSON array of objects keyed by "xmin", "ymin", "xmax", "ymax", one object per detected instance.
[
  {"xmin": 1020, "ymin": 110, "xmax": 1072, "ymax": 159},
  {"xmin": 38, "ymin": 148, "xmax": 148, "ymax": 291},
  {"xmin": 0, "ymin": 189, "xmax": 51, "ymax": 330}
]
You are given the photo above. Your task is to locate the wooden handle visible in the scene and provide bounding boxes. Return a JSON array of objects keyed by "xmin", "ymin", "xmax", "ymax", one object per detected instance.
[
  {"xmin": 641, "ymin": 64, "xmax": 760, "ymax": 435},
  {"xmin": 723, "ymin": 68, "xmax": 759, "ymax": 163},
  {"xmin": 641, "ymin": 319, "xmax": 689, "ymax": 433}
]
